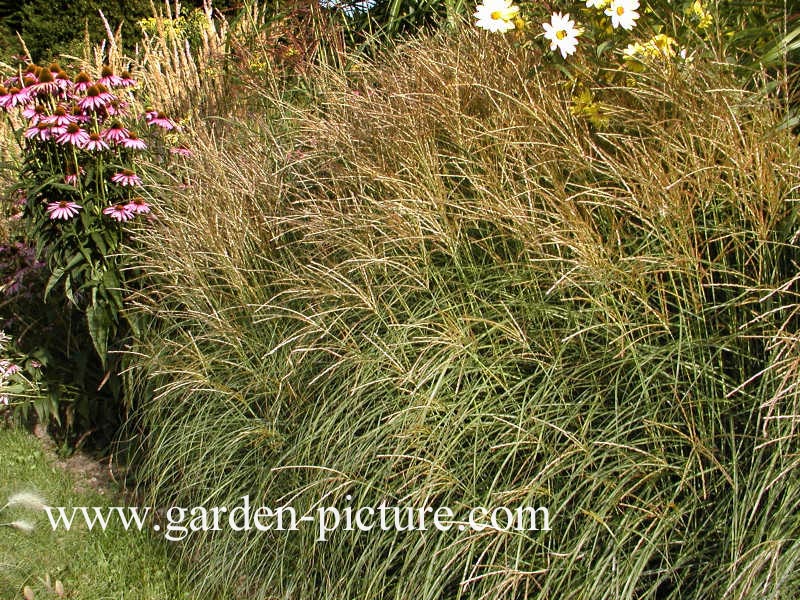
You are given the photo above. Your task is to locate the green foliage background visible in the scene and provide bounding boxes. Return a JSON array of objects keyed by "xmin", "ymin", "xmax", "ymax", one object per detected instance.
[{"xmin": 0, "ymin": 0, "xmax": 238, "ymax": 63}]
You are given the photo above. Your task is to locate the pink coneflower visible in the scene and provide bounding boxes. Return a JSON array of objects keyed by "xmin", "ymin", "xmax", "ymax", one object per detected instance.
[
  {"xmin": 118, "ymin": 71, "xmax": 137, "ymax": 87},
  {"xmin": 101, "ymin": 122, "xmax": 129, "ymax": 143},
  {"xmin": 105, "ymin": 99, "xmax": 129, "ymax": 116},
  {"xmin": 120, "ymin": 132, "xmax": 147, "ymax": 150},
  {"xmin": 46, "ymin": 200, "xmax": 82, "ymax": 220},
  {"xmin": 126, "ymin": 196, "xmax": 151, "ymax": 214},
  {"xmin": 69, "ymin": 105, "xmax": 90, "ymax": 124},
  {"xmin": 98, "ymin": 65, "xmax": 123, "ymax": 88},
  {"xmin": 103, "ymin": 203, "xmax": 134, "ymax": 222},
  {"xmin": 55, "ymin": 70, "xmax": 72, "ymax": 91},
  {"xmin": 12, "ymin": 189, "xmax": 26, "ymax": 207},
  {"xmin": 24, "ymin": 122, "xmax": 52, "ymax": 141},
  {"xmin": 0, "ymin": 86, "xmax": 31, "ymax": 108},
  {"xmin": 78, "ymin": 84, "xmax": 113, "ymax": 111},
  {"xmin": 64, "ymin": 164, "xmax": 84, "ymax": 185},
  {"xmin": 56, "ymin": 122, "xmax": 90, "ymax": 146},
  {"xmin": 83, "ymin": 132, "xmax": 110, "ymax": 152},
  {"xmin": 43, "ymin": 104, "xmax": 76, "ymax": 127},
  {"xmin": 2, "ymin": 363, "xmax": 20, "ymax": 376},
  {"xmin": 22, "ymin": 103, "xmax": 48, "ymax": 123},
  {"xmin": 111, "ymin": 169, "xmax": 142, "ymax": 186},
  {"xmin": 145, "ymin": 110, "xmax": 175, "ymax": 130},
  {"xmin": 73, "ymin": 71, "xmax": 94, "ymax": 93},
  {"xmin": 169, "ymin": 145, "xmax": 193, "ymax": 157},
  {"xmin": 31, "ymin": 69, "xmax": 58, "ymax": 95}
]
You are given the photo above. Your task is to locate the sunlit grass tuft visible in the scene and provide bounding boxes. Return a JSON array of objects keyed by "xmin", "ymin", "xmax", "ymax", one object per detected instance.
[{"xmin": 127, "ymin": 27, "xmax": 800, "ymax": 600}]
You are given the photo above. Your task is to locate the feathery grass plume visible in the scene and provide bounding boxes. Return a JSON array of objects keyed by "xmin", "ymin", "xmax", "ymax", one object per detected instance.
[
  {"xmin": 4, "ymin": 491, "xmax": 48, "ymax": 512},
  {"xmin": 4, "ymin": 520, "xmax": 35, "ymax": 534},
  {"xmin": 126, "ymin": 24, "xmax": 800, "ymax": 600},
  {"xmin": 133, "ymin": 0, "xmax": 229, "ymax": 118},
  {"xmin": 0, "ymin": 491, "xmax": 46, "ymax": 534}
]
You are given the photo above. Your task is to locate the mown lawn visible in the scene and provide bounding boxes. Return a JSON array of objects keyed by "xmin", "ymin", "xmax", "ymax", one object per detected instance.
[{"xmin": 0, "ymin": 426, "xmax": 191, "ymax": 600}]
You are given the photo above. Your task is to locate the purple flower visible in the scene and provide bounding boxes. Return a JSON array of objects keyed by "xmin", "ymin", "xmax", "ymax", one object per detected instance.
[
  {"xmin": 56, "ymin": 123, "xmax": 90, "ymax": 147},
  {"xmin": 24, "ymin": 122, "xmax": 52, "ymax": 141},
  {"xmin": 126, "ymin": 196, "xmax": 151, "ymax": 214},
  {"xmin": 98, "ymin": 65, "xmax": 124, "ymax": 88},
  {"xmin": 170, "ymin": 145, "xmax": 193, "ymax": 157},
  {"xmin": 102, "ymin": 122, "xmax": 130, "ymax": 143},
  {"xmin": 22, "ymin": 104, "xmax": 48, "ymax": 123},
  {"xmin": 103, "ymin": 203, "xmax": 135, "ymax": 222},
  {"xmin": 0, "ymin": 86, "xmax": 31, "ymax": 109},
  {"xmin": 118, "ymin": 71, "xmax": 137, "ymax": 88},
  {"xmin": 120, "ymin": 132, "xmax": 147, "ymax": 150},
  {"xmin": 111, "ymin": 170, "xmax": 142, "ymax": 186},
  {"xmin": 43, "ymin": 104, "xmax": 77, "ymax": 127},
  {"xmin": 145, "ymin": 111, "xmax": 176, "ymax": 130},
  {"xmin": 73, "ymin": 71, "xmax": 94, "ymax": 93},
  {"xmin": 46, "ymin": 200, "xmax": 82, "ymax": 220},
  {"xmin": 83, "ymin": 132, "xmax": 110, "ymax": 152},
  {"xmin": 77, "ymin": 84, "xmax": 114, "ymax": 111}
]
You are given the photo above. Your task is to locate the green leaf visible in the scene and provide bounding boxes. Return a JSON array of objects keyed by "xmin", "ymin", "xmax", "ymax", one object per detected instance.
[
  {"xmin": 44, "ymin": 252, "xmax": 84, "ymax": 300},
  {"xmin": 102, "ymin": 267, "xmax": 124, "ymax": 311},
  {"xmin": 86, "ymin": 303, "xmax": 111, "ymax": 369},
  {"xmin": 596, "ymin": 41, "xmax": 614, "ymax": 58},
  {"xmin": 44, "ymin": 266, "xmax": 65, "ymax": 300},
  {"xmin": 759, "ymin": 23, "xmax": 800, "ymax": 67},
  {"xmin": 91, "ymin": 232, "xmax": 109, "ymax": 255}
]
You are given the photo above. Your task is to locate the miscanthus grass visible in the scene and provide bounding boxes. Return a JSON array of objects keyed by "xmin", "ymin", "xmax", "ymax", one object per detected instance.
[{"xmin": 125, "ymin": 28, "xmax": 800, "ymax": 600}]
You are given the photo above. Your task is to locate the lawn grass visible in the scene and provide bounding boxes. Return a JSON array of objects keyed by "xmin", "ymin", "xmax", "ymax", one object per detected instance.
[{"xmin": 0, "ymin": 426, "xmax": 191, "ymax": 600}]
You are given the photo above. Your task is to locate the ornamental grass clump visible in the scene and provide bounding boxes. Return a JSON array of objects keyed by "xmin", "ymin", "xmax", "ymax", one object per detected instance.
[{"xmin": 128, "ymin": 26, "xmax": 800, "ymax": 600}]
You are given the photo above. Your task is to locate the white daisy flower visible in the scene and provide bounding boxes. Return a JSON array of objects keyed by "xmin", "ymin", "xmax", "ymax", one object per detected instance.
[
  {"xmin": 474, "ymin": 0, "xmax": 520, "ymax": 33},
  {"xmin": 542, "ymin": 12, "xmax": 582, "ymax": 59},
  {"xmin": 605, "ymin": 0, "xmax": 640, "ymax": 30}
]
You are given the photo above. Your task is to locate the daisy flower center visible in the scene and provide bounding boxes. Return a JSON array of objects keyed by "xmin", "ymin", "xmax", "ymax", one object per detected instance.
[
  {"xmin": 556, "ymin": 29, "xmax": 567, "ymax": 39},
  {"xmin": 616, "ymin": 6, "xmax": 625, "ymax": 14}
]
